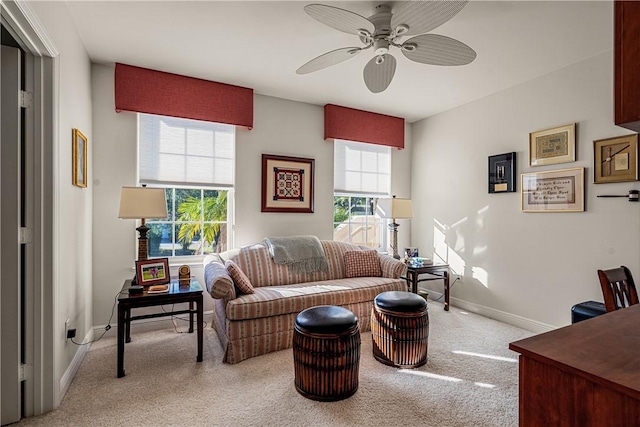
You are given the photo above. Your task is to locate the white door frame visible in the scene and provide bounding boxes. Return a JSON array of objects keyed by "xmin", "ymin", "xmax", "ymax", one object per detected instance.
[{"xmin": 1, "ymin": 0, "xmax": 58, "ymax": 417}]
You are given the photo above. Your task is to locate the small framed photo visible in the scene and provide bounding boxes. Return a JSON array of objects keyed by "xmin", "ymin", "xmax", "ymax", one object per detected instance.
[
  {"xmin": 529, "ymin": 123, "xmax": 576, "ymax": 167},
  {"xmin": 404, "ymin": 247, "xmax": 419, "ymax": 258},
  {"xmin": 72, "ymin": 128, "xmax": 88, "ymax": 188},
  {"xmin": 135, "ymin": 258, "xmax": 171, "ymax": 286},
  {"xmin": 488, "ymin": 152, "xmax": 516, "ymax": 193},
  {"xmin": 593, "ymin": 133, "xmax": 638, "ymax": 184},
  {"xmin": 261, "ymin": 154, "xmax": 314, "ymax": 213},
  {"xmin": 521, "ymin": 167, "xmax": 584, "ymax": 212}
]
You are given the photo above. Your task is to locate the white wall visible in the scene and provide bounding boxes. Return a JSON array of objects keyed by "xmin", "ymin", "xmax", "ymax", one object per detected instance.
[
  {"xmin": 27, "ymin": 1, "xmax": 93, "ymax": 402},
  {"xmin": 90, "ymin": 64, "xmax": 412, "ymax": 325},
  {"xmin": 411, "ymin": 49, "xmax": 639, "ymax": 329}
]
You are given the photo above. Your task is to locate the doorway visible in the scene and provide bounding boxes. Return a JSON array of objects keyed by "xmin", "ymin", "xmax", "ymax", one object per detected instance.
[
  {"xmin": 1, "ymin": 3, "xmax": 57, "ymax": 421},
  {"xmin": 1, "ymin": 29, "xmax": 25, "ymax": 426}
]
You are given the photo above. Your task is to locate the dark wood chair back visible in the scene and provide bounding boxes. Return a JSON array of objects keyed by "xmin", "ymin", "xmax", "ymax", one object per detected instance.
[{"xmin": 597, "ymin": 266, "xmax": 639, "ymax": 312}]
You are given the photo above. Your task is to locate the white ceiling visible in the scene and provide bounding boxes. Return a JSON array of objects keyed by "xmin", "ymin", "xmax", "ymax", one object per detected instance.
[{"xmin": 65, "ymin": 1, "xmax": 613, "ymax": 123}]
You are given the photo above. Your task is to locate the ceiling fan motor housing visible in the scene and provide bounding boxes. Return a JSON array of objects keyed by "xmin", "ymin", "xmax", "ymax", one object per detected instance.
[{"xmin": 370, "ymin": 5, "xmax": 392, "ymax": 38}]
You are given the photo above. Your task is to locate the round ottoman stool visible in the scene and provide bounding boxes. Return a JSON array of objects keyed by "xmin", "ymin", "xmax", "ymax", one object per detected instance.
[
  {"xmin": 293, "ymin": 305, "xmax": 360, "ymax": 401},
  {"xmin": 371, "ymin": 291, "xmax": 429, "ymax": 368}
]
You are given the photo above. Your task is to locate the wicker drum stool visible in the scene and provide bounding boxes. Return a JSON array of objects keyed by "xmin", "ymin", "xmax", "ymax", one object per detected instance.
[
  {"xmin": 371, "ymin": 291, "xmax": 429, "ymax": 368},
  {"xmin": 293, "ymin": 305, "xmax": 360, "ymax": 401}
]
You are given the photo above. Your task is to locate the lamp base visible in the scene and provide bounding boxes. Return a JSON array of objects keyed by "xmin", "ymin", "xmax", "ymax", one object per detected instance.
[
  {"xmin": 388, "ymin": 221, "xmax": 400, "ymax": 259},
  {"xmin": 136, "ymin": 223, "xmax": 149, "ymax": 261}
]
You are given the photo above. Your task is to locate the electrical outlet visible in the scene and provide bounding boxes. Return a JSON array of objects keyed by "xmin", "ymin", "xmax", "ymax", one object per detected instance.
[{"xmin": 65, "ymin": 319, "xmax": 70, "ymax": 340}]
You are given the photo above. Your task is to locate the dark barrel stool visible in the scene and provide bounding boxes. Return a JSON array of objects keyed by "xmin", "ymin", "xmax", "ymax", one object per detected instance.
[
  {"xmin": 371, "ymin": 291, "xmax": 429, "ymax": 368},
  {"xmin": 293, "ymin": 305, "xmax": 360, "ymax": 401}
]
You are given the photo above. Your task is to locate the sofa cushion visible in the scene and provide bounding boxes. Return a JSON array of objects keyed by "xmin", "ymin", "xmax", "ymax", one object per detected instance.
[
  {"xmin": 225, "ymin": 277, "xmax": 404, "ymax": 321},
  {"xmin": 344, "ymin": 250, "xmax": 382, "ymax": 278},
  {"xmin": 226, "ymin": 259, "xmax": 255, "ymax": 295}
]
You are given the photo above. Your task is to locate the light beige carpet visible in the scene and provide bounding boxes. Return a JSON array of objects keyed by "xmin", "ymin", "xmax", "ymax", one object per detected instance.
[{"xmin": 18, "ymin": 301, "xmax": 532, "ymax": 427}]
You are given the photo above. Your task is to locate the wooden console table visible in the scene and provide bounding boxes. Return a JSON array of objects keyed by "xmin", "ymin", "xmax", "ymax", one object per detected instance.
[{"xmin": 509, "ymin": 304, "xmax": 640, "ymax": 426}]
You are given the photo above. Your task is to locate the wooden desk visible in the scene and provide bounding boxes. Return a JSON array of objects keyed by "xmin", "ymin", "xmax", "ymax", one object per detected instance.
[
  {"xmin": 117, "ymin": 279, "xmax": 203, "ymax": 378},
  {"xmin": 404, "ymin": 263, "xmax": 450, "ymax": 311},
  {"xmin": 509, "ymin": 304, "xmax": 640, "ymax": 426}
]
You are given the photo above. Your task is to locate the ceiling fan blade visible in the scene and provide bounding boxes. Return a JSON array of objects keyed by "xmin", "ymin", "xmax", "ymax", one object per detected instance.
[
  {"xmin": 391, "ymin": 0, "xmax": 468, "ymax": 37},
  {"xmin": 402, "ymin": 34, "xmax": 476, "ymax": 66},
  {"xmin": 296, "ymin": 47, "xmax": 363, "ymax": 75},
  {"xmin": 304, "ymin": 4, "xmax": 374, "ymax": 36},
  {"xmin": 363, "ymin": 54, "xmax": 396, "ymax": 93}
]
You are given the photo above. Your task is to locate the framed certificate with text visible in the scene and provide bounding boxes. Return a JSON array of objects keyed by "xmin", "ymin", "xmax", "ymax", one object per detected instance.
[{"xmin": 521, "ymin": 167, "xmax": 584, "ymax": 212}]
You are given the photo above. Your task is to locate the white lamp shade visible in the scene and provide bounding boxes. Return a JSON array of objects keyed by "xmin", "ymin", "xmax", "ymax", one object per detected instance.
[
  {"xmin": 377, "ymin": 197, "xmax": 413, "ymax": 219},
  {"xmin": 118, "ymin": 186, "xmax": 168, "ymax": 219}
]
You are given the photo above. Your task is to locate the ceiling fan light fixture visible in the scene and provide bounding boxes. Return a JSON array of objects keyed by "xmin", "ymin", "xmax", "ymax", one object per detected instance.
[{"xmin": 374, "ymin": 38, "xmax": 389, "ymax": 55}]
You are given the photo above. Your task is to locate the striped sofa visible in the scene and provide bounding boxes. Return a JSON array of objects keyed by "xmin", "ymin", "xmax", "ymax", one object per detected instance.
[{"xmin": 203, "ymin": 240, "xmax": 407, "ymax": 364}]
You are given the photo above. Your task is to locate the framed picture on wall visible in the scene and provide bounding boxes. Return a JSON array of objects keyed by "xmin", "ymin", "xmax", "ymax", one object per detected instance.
[
  {"xmin": 261, "ymin": 154, "xmax": 315, "ymax": 213},
  {"xmin": 529, "ymin": 123, "xmax": 576, "ymax": 167},
  {"xmin": 521, "ymin": 167, "xmax": 585, "ymax": 212},
  {"xmin": 72, "ymin": 128, "xmax": 88, "ymax": 188},
  {"xmin": 593, "ymin": 133, "xmax": 638, "ymax": 183},
  {"xmin": 488, "ymin": 152, "xmax": 516, "ymax": 193}
]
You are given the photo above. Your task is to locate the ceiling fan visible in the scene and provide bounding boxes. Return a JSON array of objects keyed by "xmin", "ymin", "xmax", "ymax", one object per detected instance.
[{"xmin": 296, "ymin": 1, "xmax": 476, "ymax": 93}]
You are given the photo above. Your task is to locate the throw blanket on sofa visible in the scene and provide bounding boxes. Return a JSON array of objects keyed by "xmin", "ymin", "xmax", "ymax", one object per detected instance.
[{"xmin": 263, "ymin": 235, "xmax": 329, "ymax": 274}]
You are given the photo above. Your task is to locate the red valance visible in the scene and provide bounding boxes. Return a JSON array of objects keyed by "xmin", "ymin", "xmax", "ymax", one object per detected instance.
[
  {"xmin": 324, "ymin": 104, "xmax": 404, "ymax": 149},
  {"xmin": 115, "ymin": 63, "xmax": 253, "ymax": 129}
]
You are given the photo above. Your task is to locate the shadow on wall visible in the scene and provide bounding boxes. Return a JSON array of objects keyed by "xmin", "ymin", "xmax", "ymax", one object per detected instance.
[{"xmin": 433, "ymin": 205, "xmax": 490, "ymax": 288}]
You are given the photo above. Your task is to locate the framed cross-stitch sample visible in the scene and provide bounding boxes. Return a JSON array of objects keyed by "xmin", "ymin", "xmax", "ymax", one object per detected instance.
[
  {"xmin": 529, "ymin": 123, "xmax": 576, "ymax": 167},
  {"xmin": 261, "ymin": 154, "xmax": 314, "ymax": 213}
]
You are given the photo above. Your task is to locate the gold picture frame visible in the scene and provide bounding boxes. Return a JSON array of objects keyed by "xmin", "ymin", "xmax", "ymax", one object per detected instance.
[
  {"xmin": 529, "ymin": 123, "xmax": 576, "ymax": 166},
  {"xmin": 72, "ymin": 128, "xmax": 88, "ymax": 188},
  {"xmin": 521, "ymin": 167, "xmax": 584, "ymax": 212},
  {"xmin": 593, "ymin": 133, "xmax": 638, "ymax": 184}
]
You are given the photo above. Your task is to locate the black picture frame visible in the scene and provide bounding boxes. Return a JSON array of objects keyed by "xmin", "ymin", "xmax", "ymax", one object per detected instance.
[{"xmin": 489, "ymin": 152, "xmax": 516, "ymax": 193}]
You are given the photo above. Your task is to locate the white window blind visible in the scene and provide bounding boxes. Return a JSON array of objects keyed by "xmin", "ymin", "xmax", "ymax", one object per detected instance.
[
  {"xmin": 334, "ymin": 139, "xmax": 391, "ymax": 195},
  {"xmin": 138, "ymin": 114, "xmax": 234, "ymax": 187}
]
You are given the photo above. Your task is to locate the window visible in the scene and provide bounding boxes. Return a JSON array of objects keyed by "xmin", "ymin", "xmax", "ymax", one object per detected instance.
[
  {"xmin": 138, "ymin": 114, "xmax": 234, "ymax": 257},
  {"xmin": 333, "ymin": 140, "xmax": 391, "ymax": 250}
]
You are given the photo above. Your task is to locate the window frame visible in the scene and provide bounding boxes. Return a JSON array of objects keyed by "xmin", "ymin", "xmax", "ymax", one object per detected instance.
[
  {"xmin": 333, "ymin": 194, "xmax": 389, "ymax": 251},
  {"xmin": 143, "ymin": 186, "xmax": 234, "ymax": 263}
]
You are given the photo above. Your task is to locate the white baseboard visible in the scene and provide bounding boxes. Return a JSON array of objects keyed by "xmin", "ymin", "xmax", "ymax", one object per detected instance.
[
  {"xmin": 425, "ymin": 290, "xmax": 555, "ymax": 334},
  {"xmin": 92, "ymin": 310, "xmax": 214, "ymax": 339},
  {"xmin": 59, "ymin": 329, "xmax": 92, "ymax": 405}
]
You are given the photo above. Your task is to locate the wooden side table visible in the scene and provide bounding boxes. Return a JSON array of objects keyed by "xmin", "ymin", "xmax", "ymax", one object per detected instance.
[
  {"xmin": 403, "ymin": 263, "xmax": 450, "ymax": 311},
  {"xmin": 117, "ymin": 278, "xmax": 203, "ymax": 378}
]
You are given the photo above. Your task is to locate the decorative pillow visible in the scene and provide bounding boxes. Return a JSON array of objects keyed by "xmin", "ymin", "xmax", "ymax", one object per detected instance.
[
  {"xmin": 204, "ymin": 261, "xmax": 236, "ymax": 300},
  {"xmin": 225, "ymin": 259, "xmax": 255, "ymax": 295},
  {"xmin": 344, "ymin": 250, "xmax": 382, "ymax": 278}
]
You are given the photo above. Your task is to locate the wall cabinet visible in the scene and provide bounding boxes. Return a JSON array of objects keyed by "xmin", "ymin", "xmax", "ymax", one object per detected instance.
[{"xmin": 615, "ymin": 0, "xmax": 640, "ymax": 132}]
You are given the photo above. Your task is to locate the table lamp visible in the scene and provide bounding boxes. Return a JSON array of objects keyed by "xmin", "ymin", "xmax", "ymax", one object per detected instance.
[
  {"xmin": 118, "ymin": 186, "xmax": 168, "ymax": 261},
  {"xmin": 377, "ymin": 195, "xmax": 413, "ymax": 259}
]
